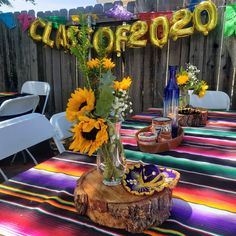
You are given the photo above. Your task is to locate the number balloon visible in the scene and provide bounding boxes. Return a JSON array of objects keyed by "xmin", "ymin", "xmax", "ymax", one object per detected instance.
[
  {"xmin": 193, "ymin": 0, "xmax": 218, "ymax": 36},
  {"xmin": 150, "ymin": 16, "xmax": 169, "ymax": 48},
  {"xmin": 128, "ymin": 20, "xmax": 148, "ymax": 48},
  {"xmin": 29, "ymin": 18, "xmax": 46, "ymax": 42},
  {"xmin": 115, "ymin": 24, "xmax": 131, "ymax": 57},
  {"xmin": 42, "ymin": 22, "xmax": 54, "ymax": 48},
  {"xmin": 93, "ymin": 27, "xmax": 114, "ymax": 55},
  {"xmin": 55, "ymin": 24, "xmax": 68, "ymax": 50},
  {"xmin": 169, "ymin": 8, "xmax": 194, "ymax": 41}
]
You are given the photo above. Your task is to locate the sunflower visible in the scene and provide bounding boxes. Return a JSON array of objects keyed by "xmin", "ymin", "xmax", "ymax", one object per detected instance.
[
  {"xmin": 113, "ymin": 76, "xmax": 132, "ymax": 90},
  {"xmin": 177, "ymin": 75, "xmax": 189, "ymax": 86},
  {"xmin": 102, "ymin": 58, "xmax": 115, "ymax": 70},
  {"xmin": 66, "ymin": 88, "xmax": 95, "ymax": 122},
  {"xmin": 69, "ymin": 116, "xmax": 108, "ymax": 156},
  {"xmin": 198, "ymin": 82, "xmax": 209, "ymax": 97},
  {"xmin": 87, "ymin": 58, "xmax": 100, "ymax": 69}
]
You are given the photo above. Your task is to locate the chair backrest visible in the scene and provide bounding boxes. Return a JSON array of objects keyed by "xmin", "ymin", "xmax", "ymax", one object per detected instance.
[
  {"xmin": 0, "ymin": 95, "xmax": 39, "ymax": 116},
  {"xmin": 50, "ymin": 112, "xmax": 74, "ymax": 152},
  {"xmin": 188, "ymin": 90, "xmax": 230, "ymax": 111},
  {"xmin": 21, "ymin": 81, "xmax": 50, "ymax": 114},
  {"xmin": 0, "ymin": 113, "xmax": 65, "ymax": 161}
]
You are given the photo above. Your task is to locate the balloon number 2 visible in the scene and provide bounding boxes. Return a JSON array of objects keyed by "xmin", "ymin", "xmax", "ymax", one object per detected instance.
[{"xmin": 93, "ymin": 0, "xmax": 218, "ymax": 55}]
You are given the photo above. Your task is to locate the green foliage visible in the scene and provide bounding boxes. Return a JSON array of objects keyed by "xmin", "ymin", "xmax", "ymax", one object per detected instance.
[
  {"xmin": 69, "ymin": 15, "xmax": 92, "ymax": 88},
  {"xmin": 95, "ymin": 85, "xmax": 114, "ymax": 118},
  {"xmin": 95, "ymin": 71, "xmax": 115, "ymax": 118}
]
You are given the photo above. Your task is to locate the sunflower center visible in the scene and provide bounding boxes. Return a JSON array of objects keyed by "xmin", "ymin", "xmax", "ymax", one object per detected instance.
[
  {"xmin": 82, "ymin": 128, "xmax": 99, "ymax": 141},
  {"xmin": 79, "ymin": 101, "xmax": 87, "ymax": 110}
]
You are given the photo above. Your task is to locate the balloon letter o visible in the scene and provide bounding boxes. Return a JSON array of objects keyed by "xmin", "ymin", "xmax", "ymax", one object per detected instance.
[
  {"xmin": 150, "ymin": 16, "xmax": 169, "ymax": 48},
  {"xmin": 93, "ymin": 27, "xmax": 114, "ymax": 55},
  {"xmin": 193, "ymin": 1, "xmax": 218, "ymax": 36}
]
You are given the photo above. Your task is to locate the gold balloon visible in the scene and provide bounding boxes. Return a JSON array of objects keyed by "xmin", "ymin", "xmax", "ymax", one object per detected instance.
[
  {"xmin": 169, "ymin": 9, "xmax": 194, "ymax": 41},
  {"xmin": 55, "ymin": 24, "xmax": 68, "ymax": 50},
  {"xmin": 150, "ymin": 16, "xmax": 169, "ymax": 48},
  {"xmin": 29, "ymin": 18, "xmax": 46, "ymax": 42},
  {"xmin": 115, "ymin": 24, "xmax": 131, "ymax": 57},
  {"xmin": 42, "ymin": 22, "xmax": 54, "ymax": 48},
  {"xmin": 193, "ymin": 0, "xmax": 218, "ymax": 36},
  {"xmin": 128, "ymin": 20, "xmax": 148, "ymax": 48},
  {"xmin": 93, "ymin": 27, "xmax": 114, "ymax": 55}
]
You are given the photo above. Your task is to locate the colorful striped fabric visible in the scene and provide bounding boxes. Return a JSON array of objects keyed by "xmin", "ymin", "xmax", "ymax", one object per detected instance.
[{"xmin": 0, "ymin": 110, "xmax": 236, "ymax": 235}]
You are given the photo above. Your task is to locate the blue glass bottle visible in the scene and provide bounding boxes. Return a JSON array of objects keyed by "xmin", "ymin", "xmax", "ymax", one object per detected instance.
[{"xmin": 163, "ymin": 65, "xmax": 179, "ymax": 137}]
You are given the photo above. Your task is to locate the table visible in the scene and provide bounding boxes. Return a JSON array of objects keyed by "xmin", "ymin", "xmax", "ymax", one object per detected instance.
[{"xmin": 0, "ymin": 109, "xmax": 236, "ymax": 235}]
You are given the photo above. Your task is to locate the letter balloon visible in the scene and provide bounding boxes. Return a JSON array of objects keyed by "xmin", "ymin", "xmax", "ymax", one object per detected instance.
[
  {"xmin": 115, "ymin": 24, "xmax": 131, "ymax": 57},
  {"xmin": 42, "ymin": 22, "xmax": 54, "ymax": 48},
  {"xmin": 128, "ymin": 20, "xmax": 148, "ymax": 48},
  {"xmin": 150, "ymin": 16, "xmax": 169, "ymax": 48},
  {"xmin": 29, "ymin": 18, "xmax": 46, "ymax": 42},
  {"xmin": 93, "ymin": 27, "xmax": 114, "ymax": 55},
  {"xmin": 169, "ymin": 8, "xmax": 194, "ymax": 41},
  {"xmin": 193, "ymin": 0, "xmax": 218, "ymax": 36},
  {"xmin": 55, "ymin": 24, "xmax": 68, "ymax": 50}
]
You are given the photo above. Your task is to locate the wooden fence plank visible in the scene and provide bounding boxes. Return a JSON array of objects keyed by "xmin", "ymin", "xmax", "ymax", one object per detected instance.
[{"xmin": 124, "ymin": 47, "xmax": 143, "ymax": 114}]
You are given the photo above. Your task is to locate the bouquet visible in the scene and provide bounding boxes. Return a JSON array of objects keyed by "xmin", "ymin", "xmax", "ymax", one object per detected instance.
[
  {"xmin": 65, "ymin": 15, "xmax": 132, "ymax": 185},
  {"xmin": 176, "ymin": 63, "xmax": 208, "ymax": 97}
]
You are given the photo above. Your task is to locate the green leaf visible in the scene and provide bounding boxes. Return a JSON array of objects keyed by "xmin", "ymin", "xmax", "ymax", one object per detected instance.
[
  {"xmin": 95, "ymin": 85, "xmax": 114, "ymax": 118},
  {"xmin": 100, "ymin": 71, "xmax": 116, "ymax": 87}
]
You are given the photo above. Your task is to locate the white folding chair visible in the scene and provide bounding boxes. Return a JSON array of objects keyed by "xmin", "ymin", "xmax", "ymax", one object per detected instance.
[
  {"xmin": 188, "ymin": 90, "xmax": 230, "ymax": 111},
  {"xmin": 50, "ymin": 112, "xmax": 74, "ymax": 153},
  {"xmin": 21, "ymin": 81, "xmax": 50, "ymax": 114},
  {"xmin": 0, "ymin": 113, "xmax": 65, "ymax": 180},
  {"xmin": 0, "ymin": 95, "xmax": 39, "ymax": 117}
]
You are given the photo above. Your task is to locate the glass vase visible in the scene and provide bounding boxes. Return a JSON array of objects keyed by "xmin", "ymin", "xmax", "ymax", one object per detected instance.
[
  {"xmin": 97, "ymin": 121, "xmax": 126, "ymax": 186},
  {"xmin": 179, "ymin": 89, "xmax": 190, "ymax": 108}
]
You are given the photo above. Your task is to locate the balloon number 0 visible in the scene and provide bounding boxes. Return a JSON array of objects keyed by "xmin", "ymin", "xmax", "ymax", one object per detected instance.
[{"xmin": 93, "ymin": 0, "xmax": 217, "ymax": 54}]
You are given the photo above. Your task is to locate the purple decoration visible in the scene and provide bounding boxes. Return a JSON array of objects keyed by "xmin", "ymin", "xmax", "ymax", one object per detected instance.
[
  {"xmin": 105, "ymin": 4, "xmax": 134, "ymax": 21},
  {"xmin": 123, "ymin": 164, "xmax": 179, "ymax": 195},
  {"xmin": 18, "ymin": 13, "xmax": 35, "ymax": 32}
]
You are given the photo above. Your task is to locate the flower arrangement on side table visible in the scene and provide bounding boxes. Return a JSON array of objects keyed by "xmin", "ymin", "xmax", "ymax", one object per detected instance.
[
  {"xmin": 176, "ymin": 63, "xmax": 208, "ymax": 108},
  {"xmin": 65, "ymin": 16, "xmax": 133, "ymax": 186}
]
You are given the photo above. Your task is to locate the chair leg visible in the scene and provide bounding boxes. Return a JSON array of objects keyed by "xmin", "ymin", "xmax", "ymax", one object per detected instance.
[
  {"xmin": 25, "ymin": 149, "xmax": 38, "ymax": 165},
  {"xmin": 0, "ymin": 168, "xmax": 8, "ymax": 181},
  {"xmin": 11, "ymin": 151, "xmax": 27, "ymax": 165},
  {"xmin": 11, "ymin": 153, "xmax": 17, "ymax": 165},
  {"xmin": 22, "ymin": 150, "xmax": 27, "ymax": 164}
]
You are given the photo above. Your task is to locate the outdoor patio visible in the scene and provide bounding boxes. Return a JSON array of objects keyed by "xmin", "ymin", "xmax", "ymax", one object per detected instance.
[{"xmin": 0, "ymin": 0, "xmax": 236, "ymax": 235}]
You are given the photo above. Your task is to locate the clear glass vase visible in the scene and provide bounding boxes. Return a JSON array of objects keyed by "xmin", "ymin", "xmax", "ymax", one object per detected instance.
[
  {"xmin": 97, "ymin": 121, "xmax": 126, "ymax": 186},
  {"xmin": 179, "ymin": 89, "xmax": 190, "ymax": 108}
]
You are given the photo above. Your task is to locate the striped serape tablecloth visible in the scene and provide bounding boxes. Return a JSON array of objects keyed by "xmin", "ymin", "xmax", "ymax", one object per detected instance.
[{"xmin": 0, "ymin": 109, "xmax": 236, "ymax": 236}]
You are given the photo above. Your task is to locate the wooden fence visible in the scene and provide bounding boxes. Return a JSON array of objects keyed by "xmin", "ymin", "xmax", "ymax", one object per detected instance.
[{"xmin": 0, "ymin": 0, "xmax": 236, "ymax": 116}]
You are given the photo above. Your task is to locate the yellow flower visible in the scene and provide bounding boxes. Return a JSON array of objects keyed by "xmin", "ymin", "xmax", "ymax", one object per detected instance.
[
  {"xmin": 71, "ymin": 15, "xmax": 80, "ymax": 23},
  {"xmin": 66, "ymin": 88, "xmax": 95, "ymax": 122},
  {"xmin": 102, "ymin": 58, "xmax": 115, "ymax": 70},
  {"xmin": 198, "ymin": 82, "xmax": 209, "ymax": 97},
  {"xmin": 87, "ymin": 58, "xmax": 100, "ymax": 69},
  {"xmin": 177, "ymin": 75, "xmax": 189, "ymax": 85},
  {"xmin": 113, "ymin": 76, "xmax": 132, "ymax": 90},
  {"xmin": 69, "ymin": 116, "xmax": 108, "ymax": 156}
]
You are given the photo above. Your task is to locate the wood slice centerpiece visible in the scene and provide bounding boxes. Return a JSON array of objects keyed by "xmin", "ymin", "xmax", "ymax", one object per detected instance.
[{"xmin": 74, "ymin": 168, "xmax": 172, "ymax": 233}]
